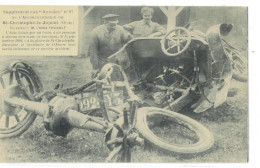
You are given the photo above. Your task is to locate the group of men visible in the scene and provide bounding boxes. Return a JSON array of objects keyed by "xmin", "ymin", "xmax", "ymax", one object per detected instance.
[{"xmin": 88, "ymin": 7, "xmax": 165, "ymax": 75}]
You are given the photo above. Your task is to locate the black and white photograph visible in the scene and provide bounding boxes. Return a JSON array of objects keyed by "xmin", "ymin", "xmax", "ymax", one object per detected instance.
[{"xmin": 0, "ymin": 4, "xmax": 249, "ymax": 164}]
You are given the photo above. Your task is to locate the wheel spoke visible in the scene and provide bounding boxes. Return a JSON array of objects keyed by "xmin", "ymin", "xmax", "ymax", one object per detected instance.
[
  {"xmin": 166, "ymin": 47, "xmax": 171, "ymax": 51},
  {"xmin": 5, "ymin": 116, "xmax": 9, "ymax": 128},
  {"xmin": 15, "ymin": 115, "xmax": 20, "ymax": 122},
  {"xmin": 23, "ymin": 75, "xmax": 34, "ymax": 94},
  {"xmin": 166, "ymin": 41, "xmax": 176, "ymax": 51},
  {"xmin": 234, "ymin": 64, "xmax": 242, "ymax": 73},
  {"xmin": 166, "ymin": 45, "xmax": 177, "ymax": 51},
  {"xmin": 9, "ymin": 71, "xmax": 14, "ymax": 85},
  {"xmin": 233, "ymin": 60, "xmax": 246, "ymax": 73},
  {"xmin": 179, "ymin": 38, "xmax": 188, "ymax": 43},
  {"xmin": 235, "ymin": 61, "xmax": 244, "ymax": 69},
  {"xmin": 14, "ymin": 70, "xmax": 22, "ymax": 85},
  {"xmin": 236, "ymin": 64, "xmax": 246, "ymax": 73},
  {"xmin": 0, "ymin": 76, "xmax": 6, "ymax": 89},
  {"xmin": 171, "ymin": 35, "xmax": 189, "ymax": 40}
]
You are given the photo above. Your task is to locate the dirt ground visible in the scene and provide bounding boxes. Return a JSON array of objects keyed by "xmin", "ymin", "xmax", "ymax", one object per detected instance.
[{"xmin": 0, "ymin": 56, "xmax": 248, "ymax": 163}]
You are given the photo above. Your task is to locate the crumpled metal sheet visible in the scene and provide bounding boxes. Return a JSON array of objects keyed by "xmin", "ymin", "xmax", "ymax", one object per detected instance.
[{"xmin": 206, "ymin": 23, "xmax": 233, "ymax": 107}]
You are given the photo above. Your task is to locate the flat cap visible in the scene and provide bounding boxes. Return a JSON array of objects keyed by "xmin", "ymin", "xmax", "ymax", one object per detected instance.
[{"xmin": 102, "ymin": 14, "xmax": 119, "ymax": 20}]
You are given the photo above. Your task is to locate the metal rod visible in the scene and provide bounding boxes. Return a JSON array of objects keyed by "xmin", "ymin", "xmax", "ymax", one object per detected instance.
[
  {"xmin": 129, "ymin": 101, "xmax": 135, "ymax": 126},
  {"xmin": 123, "ymin": 107, "xmax": 129, "ymax": 129},
  {"xmin": 105, "ymin": 145, "xmax": 123, "ymax": 162},
  {"xmin": 65, "ymin": 109, "xmax": 108, "ymax": 133},
  {"xmin": 4, "ymin": 97, "xmax": 48, "ymax": 117},
  {"xmin": 96, "ymin": 82, "xmax": 110, "ymax": 121},
  {"xmin": 146, "ymin": 83, "xmax": 186, "ymax": 93},
  {"xmin": 126, "ymin": 148, "xmax": 131, "ymax": 162},
  {"xmin": 5, "ymin": 97, "xmax": 108, "ymax": 133},
  {"xmin": 106, "ymin": 137, "xmax": 123, "ymax": 145}
]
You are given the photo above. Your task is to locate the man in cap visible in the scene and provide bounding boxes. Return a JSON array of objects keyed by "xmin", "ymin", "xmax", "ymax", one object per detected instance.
[
  {"xmin": 123, "ymin": 7, "xmax": 166, "ymax": 37},
  {"xmin": 88, "ymin": 14, "xmax": 133, "ymax": 78}
]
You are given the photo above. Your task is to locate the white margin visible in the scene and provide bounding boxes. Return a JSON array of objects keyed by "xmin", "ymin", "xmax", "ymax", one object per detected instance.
[{"xmin": 0, "ymin": 0, "xmax": 258, "ymax": 168}]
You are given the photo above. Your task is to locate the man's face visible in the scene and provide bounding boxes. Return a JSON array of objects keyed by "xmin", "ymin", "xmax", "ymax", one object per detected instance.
[
  {"xmin": 105, "ymin": 20, "xmax": 118, "ymax": 32},
  {"xmin": 142, "ymin": 11, "xmax": 152, "ymax": 23}
]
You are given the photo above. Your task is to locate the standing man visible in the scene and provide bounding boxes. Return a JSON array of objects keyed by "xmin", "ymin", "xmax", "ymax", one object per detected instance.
[
  {"xmin": 88, "ymin": 14, "xmax": 132, "ymax": 78},
  {"xmin": 123, "ymin": 7, "xmax": 166, "ymax": 37}
]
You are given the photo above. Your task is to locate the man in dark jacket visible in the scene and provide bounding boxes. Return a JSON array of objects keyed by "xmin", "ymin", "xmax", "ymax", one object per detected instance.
[{"xmin": 88, "ymin": 14, "xmax": 132, "ymax": 78}]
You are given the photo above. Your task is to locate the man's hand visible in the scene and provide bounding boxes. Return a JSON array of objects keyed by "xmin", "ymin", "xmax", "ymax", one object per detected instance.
[{"xmin": 91, "ymin": 69, "xmax": 100, "ymax": 79}]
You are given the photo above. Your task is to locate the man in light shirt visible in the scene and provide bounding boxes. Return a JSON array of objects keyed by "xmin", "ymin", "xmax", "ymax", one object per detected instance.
[{"xmin": 123, "ymin": 7, "xmax": 166, "ymax": 37}]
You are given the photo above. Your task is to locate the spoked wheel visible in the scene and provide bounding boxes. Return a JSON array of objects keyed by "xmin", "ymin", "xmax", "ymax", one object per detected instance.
[
  {"xmin": 224, "ymin": 47, "xmax": 248, "ymax": 82},
  {"xmin": 0, "ymin": 61, "xmax": 43, "ymax": 138},
  {"xmin": 135, "ymin": 107, "xmax": 214, "ymax": 154},
  {"xmin": 161, "ymin": 27, "xmax": 191, "ymax": 56}
]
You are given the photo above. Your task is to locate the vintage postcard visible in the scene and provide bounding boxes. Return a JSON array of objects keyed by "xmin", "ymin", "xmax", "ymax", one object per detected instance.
[{"xmin": 0, "ymin": 5, "xmax": 248, "ymax": 164}]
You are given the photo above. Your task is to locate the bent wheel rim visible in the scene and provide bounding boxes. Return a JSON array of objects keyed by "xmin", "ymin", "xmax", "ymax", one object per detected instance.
[{"xmin": 0, "ymin": 67, "xmax": 39, "ymax": 135}]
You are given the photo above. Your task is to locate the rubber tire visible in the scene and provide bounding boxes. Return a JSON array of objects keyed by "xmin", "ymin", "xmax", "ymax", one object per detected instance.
[
  {"xmin": 0, "ymin": 61, "xmax": 43, "ymax": 139},
  {"xmin": 135, "ymin": 107, "xmax": 214, "ymax": 154},
  {"xmin": 232, "ymin": 73, "xmax": 247, "ymax": 82},
  {"xmin": 225, "ymin": 49, "xmax": 248, "ymax": 82},
  {"xmin": 231, "ymin": 52, "xmax": 248, "ymax": 82}
]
